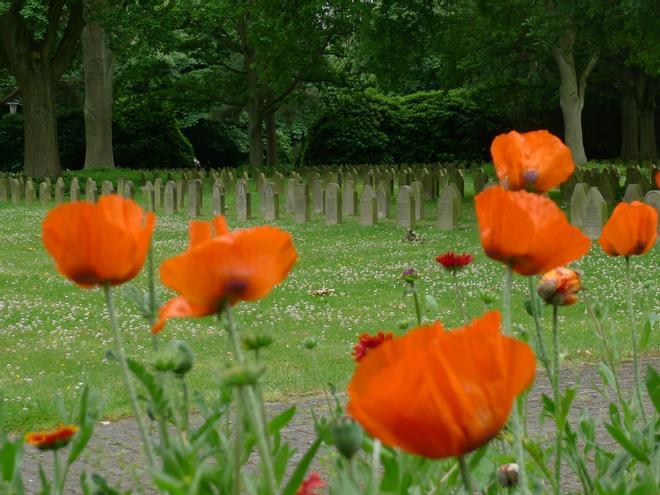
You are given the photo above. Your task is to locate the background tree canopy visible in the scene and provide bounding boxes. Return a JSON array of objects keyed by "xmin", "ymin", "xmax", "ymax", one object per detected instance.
[{"xmin": 0, "ymin": 0, "xmax": 658, "ymax": 175}]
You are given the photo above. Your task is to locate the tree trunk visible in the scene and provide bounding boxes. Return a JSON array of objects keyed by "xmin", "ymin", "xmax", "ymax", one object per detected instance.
[
  {"xmin": 21, "ymin": 71, "xmax": 61, "ymax": 178},
  {"xmin": 636, "ymin": 74, "xmax": 657, "ymax": 160},
  {"xmin": 265, "ymin": 111, "xmax": 277, "ymax": 166},
  {"xmin": 620, "ymin": 91, "xmax": 639, "ymax": 159},
  {"xmin": 82, "ymin": 20, "xmax": 115, "ymax": 169}
]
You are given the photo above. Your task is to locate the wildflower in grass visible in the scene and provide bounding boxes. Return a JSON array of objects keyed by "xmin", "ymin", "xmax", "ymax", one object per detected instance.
[
  {"xmin": 401, "ymin": 267, "xmax": 418, "ymax": 283},
  {"xmin": 435, "ymin": 252, "xmax": 473, "ymax": 271},
  {"xmin": 42, "ymin": 195, "xmax": 155, "ymax": 287},
  {"xmin": 296, "ymin": 472, "xmax": 325, "ymax": 495},
  {"xmin": 491, "ymin": 130, "xmax": 574, "ymax": 192},
  {"xmin": 25, "ymin": 424, "xmax": 78, "ymax": 451},
  {"xmin": 352, "ymin": 331, "xmax": 393, "ymax": 362},
  {"xmin": 153, "ymin": 216, "xmax": 296, "ymax": 333},
  {"xmin": 347, "ymin": 311, "xmax": 535, "ymax": 459},
  {"xmin": 537, "ymin": 267, "xmax": 581, "ymax": 306},
  {"xmin": 475, "ymin": 186, "xmax": 591, "ymax": 275},
  {"xmin": 598, "ymin": 201, "xmax": 658, "ymax": 257}
]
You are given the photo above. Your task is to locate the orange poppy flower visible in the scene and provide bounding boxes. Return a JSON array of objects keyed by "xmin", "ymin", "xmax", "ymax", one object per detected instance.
[
  {"xmin": 537, "ymin": 267, "xmax": 581, "ymax": 306},
  {"xmin": 347, "ymin": 311, "xmax": 535, "ymax": 459},
  {"xmin": 153, "ymin": 216, "xmax": 296, "ymax": 333},
  {"xmin": 25, "ymin": 424, "xmax": 79, "ymax": 451},
  {"xmin": 42, "ymin": 195, "xmax": 156, "ymax": 288},
  {"xmin": 599, "ymin": 201, "xmax": 657, "ymax": 256},
  {"xmin": 491, "ymin": 130, "xmax": 574, "ymax": 193},
  {"xmin": 475, "ymin": 186, "xmax": 591, "ymax": 275}
]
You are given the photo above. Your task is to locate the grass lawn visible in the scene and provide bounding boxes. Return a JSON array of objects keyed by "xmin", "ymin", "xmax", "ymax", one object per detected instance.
[{"xmin": 1, "ymin": 169, "xmax": 658, "ymax": 430}]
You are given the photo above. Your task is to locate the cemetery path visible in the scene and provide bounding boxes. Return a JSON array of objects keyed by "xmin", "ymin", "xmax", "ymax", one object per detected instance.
[{"xmin": 20, "ymin": 357, "xmax": 659, "ymax": 494}]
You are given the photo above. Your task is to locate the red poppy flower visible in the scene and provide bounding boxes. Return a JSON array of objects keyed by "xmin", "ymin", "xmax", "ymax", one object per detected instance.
[
  {"xmin": 475, "ymin": 186, "xmax": 591, "ymax": 275},
  {"xmin": 348, "ymin": 311, "xmax": 535, "ymax": 459},
  {"xmin": 491, "ymin": 130, "xmax": 574, "ymax": 193},
  {"xmin": 296, "ymin": 472, "xmax": 325, "ymax": 495},
  {"xmin": 435, "ymin": 252, "xmax": 474, "ymax": 271},
  {"xmin": 42, "ymin": 195, "xmax": 155, "ymax": 288},
  {"xmin": 537, "ymin": 267, "xmax": 581, "ymax": 306},
  {"xmin": 599, "ymin": 201, "xmax": 657, "ymax": 256},
  {"xmin": 25, "ymin": 424, "xmax": 79, "ymax": 451},
  {"xmin": 353, "ymin": 331, "xmax": 393, "ymax": 362},
  {"xmin": 153, "ymin": 216, "xmax": 296, "ymax": 333}
]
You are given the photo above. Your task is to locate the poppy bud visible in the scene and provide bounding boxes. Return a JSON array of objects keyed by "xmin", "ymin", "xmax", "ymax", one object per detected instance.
[
  {"xmin": 479, "ymin": 291, "xmax": 497, "ymax": 305},
  {"xmin": 218, "ymin": 363, "xmax": 265, "ymax": 387},
  {"xmin": 154, "ymin": 340, "xmax": 194, "ymax": 376},
  {"xmin": 402, "ymin": 267, "xmax": 418, "ymax": 284},
  {"xmin": 242, "ymin": 333, "xmax": 274, "ymax": 352},
  {"xmin": 497, "ymin": 463, "xmax": 519, "ymax": 487},
  {"xmin": 331, "ymin": 417, "xmax": 364, "ymax": 459},
  {"xmin": 537, "ymin": 267, "xmax": 581, "ymax": 306},
  {"xmin": 302, "ymin": 337, "xmax": 318, "ymax": 350}
]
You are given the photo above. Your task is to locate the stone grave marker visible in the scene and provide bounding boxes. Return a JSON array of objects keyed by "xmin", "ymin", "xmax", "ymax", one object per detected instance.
[
  {"xmin": 39, "ymin": 181, "xmax": 51, "ymax": 204},
  {"xmin": 570, "ymin": 183, "xmax": 589, "ymax": 227},
  {"xmin": 164, "ymin": 181, "xmax": 177, "ymax": 214},
  {"xmin": 342, "ymin": 179, "xmax": 358, "ymax": 216},
  {"xmin": 117, "ymin": 177, "xmax": 125, "ymax": 197},
  {"xmin": 360, "ymin": 185, "xmax": 377, "ymax": 226},
  {"xmin": 397, "ymin": 185, "xmax": 415, "ymax": 229},
  {"xmin": 25, "ymin": 180, "xmax": 36, "ymax": 204},
  {"xmin": 376, "ymin": 182, "xmax": 390, "ymax": 219},
  {"xmin": 10, "ymin": 178, "xmax": 21, "ymax": 204},
  {"xmin": 286, "ymin": 178, "xmax": 297, "ymax": 213},
  {"xmin": 124, "ymin": 181, "xmax": 135, "ymax": 200},
  {"xmin": 622, "ymin": 184, "xmax": 643, "ymax": 203},
  {"xmin": 70, "ymin": 178, "xmax": 80, "ymax": 201},
  {"xmin": 294, "ymin": 183, "xmax": 310, "ymax": 223},
  {"xmin": 0, "ymin": 176, "xmax": 8, "ymax": 202},
  {"xmin": 325, "ymin": 183, "xmax": 342, "ymax": 225},
  {"xmin": 85, "ymin": 179, "xmax": 97, "ymax": 203},
  {"xmin": 176, "ymin": 179, "xmax": 186, "ymax": 209},
  {"xmin": 311, "ymin": 176, "xmax": 324, "ymax": 214},
  {"xmin": 582, "ymin": 187, "xmax": 607, "ymax": 240},
  {"xmin": 55, "ymin": 178, "xmax": 65, "ymax": 203},
  {"xmin": 154, "ymin": 178, "xmax": 163, "ymax": 209},
  {"xmin": 101, "ymin": 180, "xmax": 114, "ymax": 196},
  {"xmin": 263, "ymin": 182, "xmax": 279, "ymax": 221},
  {"xmin": 410, "ymin": 181, "xmax": 423, "ymax": 220},
  {"xmin": 187, "ymin": 180, "xmax": 201, "ymax": 217},
  {"xmin": 643, "ymin": 190, "xmax": 660, "ymax": 240},
  {"xmin": 236, "ymin": 180, "xmax": 252, "ymax": 222},
  {"xmin": 143, "ymin": 182, "xmax": 155, "ymax": 211},
  {"xmin": 437, "ymin": 185, "xmax": 459, "ymax": 230},
  {"xmin": 212, "ymin": 181, "xmax": 225, "ymax": 216}
]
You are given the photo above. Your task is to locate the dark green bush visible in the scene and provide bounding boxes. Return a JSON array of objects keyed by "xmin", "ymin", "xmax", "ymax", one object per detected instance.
[
  {"xmin": 0, "ymin": 114, "xmax": 24, "ymax": 172},
  {"xmin": 183, "ymin": 118, "xmax": 247, "ymax": 168}
]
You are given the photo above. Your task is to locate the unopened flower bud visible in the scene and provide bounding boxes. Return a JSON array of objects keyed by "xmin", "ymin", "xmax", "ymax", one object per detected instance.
[
  {"xmin": 402, "ymin": 267, "xmax": 418, "ymax": 284},
  {"xmin": 154, "ymin": 340, "xmax": 193, "ymax": 376},
  {"xmin": 331, "ymin": 417, "xmax": 364, "ymax": 459},
  {"xmin": 479, "ymin": 291, "xmax": 497, "ymax": 305},
  {"xmin": 497, "ymin": 463, "xmax": 519, "ymax": 487},
  {"xmin": 537, "ymin": 267, "xmax": 581, "ymax": 306},
  {"xmin": 302, "ymin": 337, "xmax": 318, "ymax": 350},
  {"xmin": 242, "ymin": 333, "xmax": 274, "ymax": 352},
  {"xmin": 217, "ymin": 363, "xmax": 265, "ymax": 387}
]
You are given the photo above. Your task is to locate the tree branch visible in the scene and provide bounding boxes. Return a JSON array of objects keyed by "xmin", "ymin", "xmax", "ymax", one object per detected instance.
[
  {"xmin": 52, "ymin": 0, "xmax": 85, "ymax": 79},
  {"xmin": 43, "ymin": 0, "xmax": 67, "ymax": 58},
  {"xmin": 578, "ymin": 52, "xmax": 599, "ymax": 98}
]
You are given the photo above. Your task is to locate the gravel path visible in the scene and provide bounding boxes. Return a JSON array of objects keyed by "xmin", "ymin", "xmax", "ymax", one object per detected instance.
[{"xmin": 20, "ymin": 358, "xmax": 659, "ymax": 494}]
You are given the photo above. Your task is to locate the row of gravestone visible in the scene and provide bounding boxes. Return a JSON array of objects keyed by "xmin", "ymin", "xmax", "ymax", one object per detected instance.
[
  {"xmin": 570, "ymin": 183, "xmax": 660, "ymax": 240},
  {"xmin": 560, "ymin": 165, "xmax": 659, "ymax": 205}
]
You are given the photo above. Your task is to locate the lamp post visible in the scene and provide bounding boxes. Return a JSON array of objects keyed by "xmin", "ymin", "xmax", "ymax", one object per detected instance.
[{"xmin": 6, "ymin": 100, "xmax": 20, "ymax": 114}]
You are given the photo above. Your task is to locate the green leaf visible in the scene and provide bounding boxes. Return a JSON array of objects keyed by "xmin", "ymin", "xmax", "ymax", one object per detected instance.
[
  {"xmin": 604, "ymin": 423, "xmax": 650, "ymax": 464},
  {"xmin": 639, "ymin": 318, "xmax": 651, "ymax": 351},
  {"xmin": 268, "ymin": 406, "xmax": 296, "ymax": 436},
  {"xmin": 645, "ymin": 365, "xmax": 660, "ymax": 413},
  {"xmin": 424, "ymin": 294, "xmax": 439, "ymax": 313},
  {"xmin": 281, "ymin": 437, "xmax": 322, "ymax": 495},
  {"xmin": 598, "ymin": 362, "xmax": 617, "ymax": 390}
]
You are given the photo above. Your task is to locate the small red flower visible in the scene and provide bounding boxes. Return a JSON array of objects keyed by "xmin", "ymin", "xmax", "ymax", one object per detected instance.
[
  {"xmin": 435, "ymin": 252, "xmax": 474, "ymax": 271},
  {"xmin": 296, "ymin": 472, "xmax": 325, "ymax": 495},
  {"xmin": 353, "ymin": 332, "xmax": 393, "ymax": 362},
  {"xmin": 25, "ymin": 424, "xmax": 79, "ymax": 451}
]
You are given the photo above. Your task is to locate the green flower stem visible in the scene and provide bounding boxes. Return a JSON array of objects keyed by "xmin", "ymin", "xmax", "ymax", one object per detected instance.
[
  {"xmin": 222, "ymin": 303, "xmax": 278, "ymax": 494},
  {"xmin": 453, "ymin": 271, "xmax": 468, "ymax": 324},
  {"xmin": 527, "ymin": 277, "xmax": 551, "ymax": 380},
  {"xmin": 147, "ymin": 245, "xmax": 159, "ymax": 352},
  {"xmin": 551, "ymin": 305, "xmax": 562, "ymax": 495},
  {"xmin": 458, "ymin": 456, "xmax": 474, "ymax": 494},
  {"xmin": 502, "ymin": 266, "xmax": 530, "ymax": 495},
  {"xmin": 624, "ymin": 257, "xmax": 646, "ymax": 423},
  {"xmin": 180, "ymin": 377, "xmax": 190, "ymax": 436},
  {"xmin": 233, "ymin": 403, "xmax": 242, "ymax": 495},
  {"xmin": 253, "ymin": 350, "xmax": 272, "ymax": 453},
  {"xmin": 103, "ymin": 285, "xmax": 155, "ymax": 468},
  {"xmin": 412, "ymin": 288, "xmax": 422, "ymax": 326},
  {"xmin": 53, "ymin": 449, "xmax": 62, "ymax": 495},
  {"xmin": 370, "ymin": 439, "xmax": 382, "ymax": 495},
  {"xmin": 310, "ymin": 350, "xmax": 334, "ymax": 415}
]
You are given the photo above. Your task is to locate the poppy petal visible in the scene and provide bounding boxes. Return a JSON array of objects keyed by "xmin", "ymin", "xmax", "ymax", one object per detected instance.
[{"xmin": 152, "ymin": 296, "xmax": 215, "ymax": 334}]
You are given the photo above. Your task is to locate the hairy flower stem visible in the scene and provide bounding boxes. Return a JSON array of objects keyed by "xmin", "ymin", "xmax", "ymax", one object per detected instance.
[
  {"xmin": 502, "ymin": 267, "xmax": 530, "ymax": 495},
  {"xmin": 53, "ymin": 450, "xmax": 62, "ymax": 495},
  {"xmin": 453, "ymin": 271, "xmax": 468, "ymax": 324},
  {"xmin": 458, "ymin": 456, "xmax": 474, "ymax": 494},
  {"xmin": 222, "ymin": 303, "xmax": 278, "ymax": 494},
  {"xmin": 412, "ymin": 289, "xmax": 422, "ymax": 326},
  {"xmin": 103, "ymin": 285, "xmax": 155, "ymax": 468},
  {"xmin": 624, "ymin": 257, "xmax": 647, "ymax": 423},
  {"xmin": 551, "ymin": 305, "xmax": 562, "ymax": 495},
  {"xmin": 527, "ymin": 278, "xmax": 551, "ymax": 380},
  {"xmin": 370, "ymin": 439, "xmax": 381, "ymax": 495},
  {"xmin": 147, "ymin": 245, "xmax": 159, "ymax": 352}
]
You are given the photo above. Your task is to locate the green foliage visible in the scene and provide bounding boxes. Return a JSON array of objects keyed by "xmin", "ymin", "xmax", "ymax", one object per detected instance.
[
  {"xmin": 113, "ymin": 100, "xmax": 194, "ymax": 170},
  {"xmin": 304, "ymin": 89, "xmax": 500, "ymax": 164},
  {"xmin": 0, "ymin": 114, "xmax": 23, "ymax": 172},
  {"xmin": 182, "ymin": 118, "xmax": 247, "ymax": 168}
]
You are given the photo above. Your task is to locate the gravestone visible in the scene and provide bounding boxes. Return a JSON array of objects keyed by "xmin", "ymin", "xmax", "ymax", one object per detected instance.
[
  {"xmin": 262, "ymin": 182, "xmax": 279, "ymax": 221},
  {"xmin": 164, "ymin": 181, "xmax": 178, "ymax": 214},
  {"xmin": 236, "ymin": 180, "xmax": 252, "ymax": 222},
  {"xmin": 187, "ymin": 180, "xmax": 201, "ymax": 217},
  {"xmin": 70, "ymin": 178, "xmax": 80, "ymax": 201},
  {"xmin": 622, "ymin": 184, "xmax": 643, "ymax": 203},
  {"xmin": 286, "ymin": 178, "xmax": 297, "ymax": 213},
  {"xmin": 101, "ymin": 180, "xmax": 114, "ymax": 196},
  {"xmin": 0, "ymin": 176, "xmax": 8, "ymax": 202},
  {"xmin": 212, "ymin": 181, "xmax": 225, "ymax": 216},
  {"xmin": 25, "ymin": 180, "xmax": 36, "ymax": 204},
  {"xmin": 39, "ymin": 182, "xmax": 51, "ymax": 204},
  {"xmin": 85, "ymin": 179, "xmax": 97, "ymax": 203},
  {"xmin": 473, "ymin": 169, "xmax": 488, "ymax": 195},
  {"xmin": 409, "ymin": 181, "xmax": 423, "ymax": 220},
  {"xmin": 143, "ymin": 182, "xmax": 155, "ymax": 211},
  {"xmin": 311, "ymin": 176, "xmax": 324, "ymax": 214},
  {"xmin": 176, "ymin": 179, "xmax": 186, "ymax": 209},
  {"xmin": 124, "ymin": 181, "xmax": 135, "ymax": 200},
  {"xmin": 55, "ymin": 178, "xmax": 65, "ymax": 203},
  {"xmin": 294, "ymin": 183, "xmax": 310, "ymax": 223},
  {"xmin": 342, "ymin": 179, "xmax": 358, "ymax": 216},
  {"xmin": 570, "ymin": 183, "xmax": 589, "ymax": 227},
  {"xmin": 154, "ymin": 178, "xmax": 163, "ymax": 209},
  {"xmin": 582, "ymin": 187, "xmax": 607, "ymax": 240},
  {"xmin": 437, "ymin": 186, "xmax": 458, "ymax": 230},
  {"xmin": 359, "ymin": 185, "xmax": 377, "ymax": 226},
  {"xmin": 597, "ymin": 173, "xmax": 616, "ymax": 205},
  {"xmin": 376, "ymin": 182, "xmax": 390, "ymax": 219},
  {"xmin": 643, "ymin": 190, "xmax": 660, "ymax": 240},
  {"xmin": 325, "ymin": 183, "xmax": 342, "ymax": 225},
  {"xmin": 117, "ymin": 177, "xmax": 125, "ymax": 198},
  {"xmin": 448, "ymin": 183, "xmax": 461, "ymax": 220},
  {"xmin": 10, "ymin": 178, "xmax": 21, "ymax": 204},
  {"xmin": 397, "ymin": 185, "xmax": 415, "ymax": 229}
]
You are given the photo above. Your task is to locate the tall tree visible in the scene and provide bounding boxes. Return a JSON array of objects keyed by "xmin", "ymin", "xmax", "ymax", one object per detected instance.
[{"xmin": 0, "ymin": 0, "xmax": 84, "ymax": 177}]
